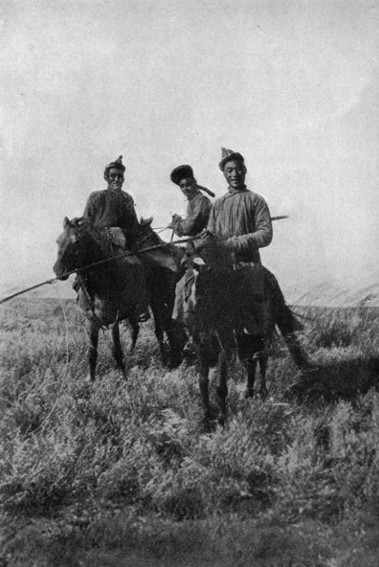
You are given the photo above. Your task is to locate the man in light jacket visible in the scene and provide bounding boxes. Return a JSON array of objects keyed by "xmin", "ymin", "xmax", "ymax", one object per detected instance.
[
  {"xmin": 205, "ymin": 147, "xmax": 311, "ymax": 369},
  {"xmin": 168, "ymin": 164, "xmax": 213, "ymax": 237}
]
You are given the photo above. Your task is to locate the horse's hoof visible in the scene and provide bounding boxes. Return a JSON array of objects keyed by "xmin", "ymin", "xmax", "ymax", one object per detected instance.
[
  {"xmin": 217, "ymin": 414, "xmax": 227, "ymax": 428},
  {"xmin": 202, "ymin": 411, "xmax": 218, "ymax": 432},
  {"xmin": 258, "ymin": 387, "xmax": 268, "ymax": 401},
  {"xmin": 202, "ymin": 417, "xmax": 213, "ymax": 433},
  {"xmin": 168, "ymin": 353, "xmax": 183, "ymax": 369}
]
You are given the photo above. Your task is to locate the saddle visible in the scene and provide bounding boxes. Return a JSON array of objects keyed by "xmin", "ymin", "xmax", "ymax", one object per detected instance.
[{"xmin": 106, "ymin": 227, "xmax": 127, "ymax": 250}]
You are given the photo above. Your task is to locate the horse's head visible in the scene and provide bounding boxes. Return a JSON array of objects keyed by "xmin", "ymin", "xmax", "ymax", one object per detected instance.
[
  {"xmin": 134, "ymin": 216, "xmax": 183, "ymax": 274},
  {"xmin": 136, "ymin": 216, "xmax": 160, "ymax": 246},
  {"xmin": 186, "ymin": 235, "xmax": 234, "ymax": 270},
  {"xmin": 53, "ymin": 217, "xmax": 93, "ymax": 279}
]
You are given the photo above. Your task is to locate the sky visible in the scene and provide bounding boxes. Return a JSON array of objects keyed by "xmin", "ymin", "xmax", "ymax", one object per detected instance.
[{"xmin": 1, "ymin": 0, "xmax": 378, "ymax": 302}]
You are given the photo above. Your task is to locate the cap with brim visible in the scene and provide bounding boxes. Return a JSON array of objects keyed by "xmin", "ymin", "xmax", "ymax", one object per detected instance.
[
  {"xmin": 219, "ymin": 147, "xmax": 245, "ymax": 171},
  {"xmin": 170, "ymin": 165, "xmax": 194, "ymax": 185}
]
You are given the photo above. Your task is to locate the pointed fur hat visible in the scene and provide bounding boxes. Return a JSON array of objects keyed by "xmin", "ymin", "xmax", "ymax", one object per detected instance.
[
  {"xmin": 219, "ymin": 147, "xmax": 245, "ymax": 171},
  {"xmin": 104, "ymin": 155, "xmax": 125, "ymax": 179}
]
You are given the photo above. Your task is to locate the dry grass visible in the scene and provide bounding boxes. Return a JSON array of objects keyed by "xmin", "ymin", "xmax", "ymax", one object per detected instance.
[{"xmin": 1, "ymin": 298, "xmax": 379, "ymax": 566}]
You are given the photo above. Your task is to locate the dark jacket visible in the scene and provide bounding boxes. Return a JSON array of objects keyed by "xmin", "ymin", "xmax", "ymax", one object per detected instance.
[{"xmin": 83, "ymin": 188, "xmax": 140, "ymax": 244}]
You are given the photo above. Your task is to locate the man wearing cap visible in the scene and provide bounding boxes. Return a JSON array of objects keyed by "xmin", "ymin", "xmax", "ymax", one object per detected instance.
[
  {"xmin": 207, "ymin": 148, "xmax": 272, "ymax": 262},
  {"xmin": 83, "ymin": 155, "xmax": 140, "ymax": 248},
  {"xmin": 169, "ymin": 165, "xmax": 213, "ymax": 353},
  {"xmin": 204, "ymin": 147, "xmax": 310, "ymax": 368},
  {"xmin": 79, "ymin": 155, "xmax": 149, "ymax": 321},
  {"xmin": 168, "ymin": 165, "xmax": 213, "ymax": 238}
]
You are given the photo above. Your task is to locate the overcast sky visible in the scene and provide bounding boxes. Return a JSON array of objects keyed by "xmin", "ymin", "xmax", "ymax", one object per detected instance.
[{"xmin": 1, "ymin": 0, "xmax": 378, "ymax": 301}]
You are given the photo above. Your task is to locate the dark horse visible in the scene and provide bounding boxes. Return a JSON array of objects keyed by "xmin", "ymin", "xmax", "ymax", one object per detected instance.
[
  {"xmin": 183, "ymin": 239, "xmax": 312, "ymax": 428},
  {"xmin": 53, "ymin": 217, "xmax": 184, "ymax": 380}
]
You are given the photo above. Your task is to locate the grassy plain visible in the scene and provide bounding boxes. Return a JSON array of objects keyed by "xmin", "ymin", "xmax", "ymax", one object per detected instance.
[{"xmin": 1, "ymin": 297, "xmax": 379, "ymax": 566}]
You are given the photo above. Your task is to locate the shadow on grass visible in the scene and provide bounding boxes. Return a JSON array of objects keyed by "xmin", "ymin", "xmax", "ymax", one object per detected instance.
[
  {"xmin": 3, "ymin": 514, "xmax": 334, "ymax": 567},
  {"xmin": 286, "ymin": 355, "xmax": 379, "ymax": 404}
]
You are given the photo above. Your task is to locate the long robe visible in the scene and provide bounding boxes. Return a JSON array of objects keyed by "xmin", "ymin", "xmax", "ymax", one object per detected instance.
[{"xmin": 207, "ymin": 187, "xmax": 272, "ymax": 263}]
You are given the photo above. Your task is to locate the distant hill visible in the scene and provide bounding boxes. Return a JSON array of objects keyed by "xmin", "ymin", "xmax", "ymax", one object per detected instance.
[{"xmin": 290, "ymin": 280, "xmax": 379, "ymax": 308}]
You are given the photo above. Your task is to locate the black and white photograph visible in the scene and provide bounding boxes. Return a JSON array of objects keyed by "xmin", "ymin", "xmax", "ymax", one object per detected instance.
[{"xmin": 1, "ymin": 1, "xmax": 379, "ymax": 565}]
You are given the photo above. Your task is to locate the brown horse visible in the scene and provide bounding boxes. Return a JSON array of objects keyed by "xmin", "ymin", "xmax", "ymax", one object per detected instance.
[
  {"xmin": 182, "ymin": 239, "xmax": 312, "ymax": 428},
  {"xmin": 53, "ymin": 217, "xmax": 184, "ymax": 380}
]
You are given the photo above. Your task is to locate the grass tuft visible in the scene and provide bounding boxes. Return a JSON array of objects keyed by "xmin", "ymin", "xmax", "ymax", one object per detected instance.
[{"xmin": 1, "ymin": 299, "xmax": 379, "ymax": 566}]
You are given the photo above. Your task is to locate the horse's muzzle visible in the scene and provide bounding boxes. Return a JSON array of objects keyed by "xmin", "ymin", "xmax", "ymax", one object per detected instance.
[{"xmin": 53, "ymin": 260, "xmax": 69, "ymax": 280}]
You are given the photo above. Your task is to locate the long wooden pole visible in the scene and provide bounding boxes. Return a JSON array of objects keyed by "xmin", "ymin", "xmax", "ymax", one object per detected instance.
[
  {"xmin": 0, "ymin": 216, "xmax": 289, "ymax": 305},
  {"xmin": 0, "ymin": 239, "xmax": 192, "ymax": 305}
]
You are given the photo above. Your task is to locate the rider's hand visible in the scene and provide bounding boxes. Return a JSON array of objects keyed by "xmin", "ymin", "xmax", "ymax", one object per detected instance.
[
  {"xmin": 225, "ymin": 236, "xmax": 239, "ymax": 249},
  {"xmin": 200, "ymin": 229, "xmax": 213, "ymax": 240},
  {"xmin": 167, "ymin": 214, "xmax": 181, "ymax": 230}
]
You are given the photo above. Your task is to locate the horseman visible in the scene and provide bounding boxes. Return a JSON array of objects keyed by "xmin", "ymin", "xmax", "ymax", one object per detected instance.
[
  {"xmin": 205, "ymin": 147, "xmax": 310, "ymax": 367},
  {"xmin": 83, "ymin": 155, "xmax": 140, "ymax": 248},
  {"xmin": 209, "ymin": 148, "xmax": 272, "ymax": 262},
  {"xmin": 168, "ymin": 164, "xmax": 213, "ymax": 238},
  {"xmin": 169, "ymin": 165, "xmax": 214, "ymax": 339},
  {"xmin": 77, "ymin": 155, "xmax": 150, "ymax": 321}
]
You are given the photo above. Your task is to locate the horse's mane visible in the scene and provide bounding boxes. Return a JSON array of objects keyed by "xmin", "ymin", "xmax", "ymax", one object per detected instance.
[
  {"xmin": 69, "ymin": 217, "xmax": 114, "ymax": 258},
  {"xmin": 136, "ymin": 218, "xmax": 185, "ymax": 269},
  {"xmin": 188, "ymin": 237, "xmax": 235, "ymax": 270}
]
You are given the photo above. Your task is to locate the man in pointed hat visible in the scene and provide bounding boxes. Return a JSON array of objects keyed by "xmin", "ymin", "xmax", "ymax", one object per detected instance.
[
  {"xmin": 208, "ymin": 148, "xmax": 272, "ymax": 262},
  {"xmin": 80, "ymin": 155, "xmax": 150, "ymax": 321},
  {"xmin": 203, "ymin": 147, "xmax": 311, "ymax": 369},
  {"xmin": 83, "ymin": 155, "xmax": 140, "ymax": 247},
  {"xmin": 168, "ymin": 164, "xmax": 213, "ymax": 238}
]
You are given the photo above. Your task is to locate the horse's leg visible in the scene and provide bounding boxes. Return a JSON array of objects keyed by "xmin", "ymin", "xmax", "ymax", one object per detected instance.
[
  {"xmin": 245, "ymin": 357, "xmax": 258, "ymax": 398},
  {"xmin": 165, "ymin": 318, "xmax": 185, "ymax": 368},
  {"xmin": 149, "ymin": 300, "xmax": 168, "ymax": 366},
  {"xmin": 257, "ymin": 350, "xmax": 269, "ymax": 400},
  {"xmin": 199, "ymin": 357, "xmax": 214, "ymax": 431},
  {"xmin": 111, "ymin": 322, "xmax": 126, "ymax": 376},
  {"xmin": 87, "ymin": 321, "xmax": 98, "ymax": 382},
  {"xmin": 238, "ymin": 335, "xmax": 267, "ymax": 399},
  {"xmin": 129, "ymin": 316, "xmax": 140, "ymax": 353},
  {"xmin": 216, "ymin": 351, "xmax": 228, "ymax": 426},
  {"xmin": 152, "ymin": 270, "xmax": 184, "ymax": 368}
]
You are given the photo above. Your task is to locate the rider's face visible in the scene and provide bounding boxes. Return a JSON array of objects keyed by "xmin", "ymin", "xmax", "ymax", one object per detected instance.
[
  {"xmin": 107, "ymin": 168, "xmax": 125, "ymax": 190},
  {"xmin": 223, "ymin": 159, "xmax": 246, "ymax": 189},
  {"xmin": 179, "ymin": 177, "xmax": 197, "ymax": 198}
]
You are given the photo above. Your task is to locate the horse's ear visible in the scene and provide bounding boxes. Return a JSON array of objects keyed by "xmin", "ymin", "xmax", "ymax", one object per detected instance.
[
  {"xmin": 63, "ymin": 217, "xmax": 70, "ymax": 228},
  {"xmin": 140, "ymin": 216, "xmax": 153, "ymax": 226}
]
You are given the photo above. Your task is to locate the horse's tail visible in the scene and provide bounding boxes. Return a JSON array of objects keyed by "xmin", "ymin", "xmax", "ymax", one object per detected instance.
[{"xmin": 263, "ymin": 268, "xmax": 314, "ymax": 369}]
